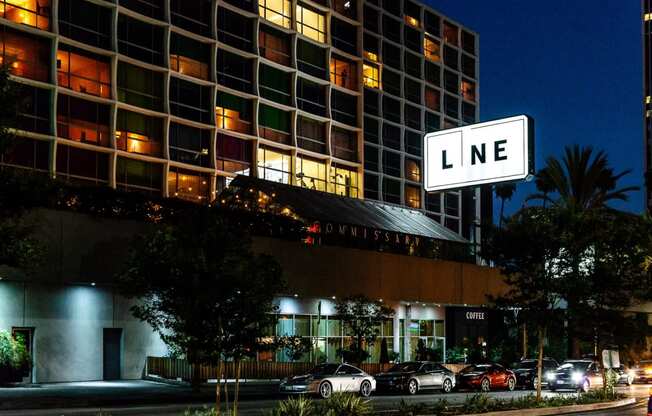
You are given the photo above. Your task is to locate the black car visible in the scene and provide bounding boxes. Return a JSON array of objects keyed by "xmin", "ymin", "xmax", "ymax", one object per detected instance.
[
  {"xmin": 511, "ymin": 358, "xmax": 559, "ymax": 389},
  {"xmin": 547, "ymin": 360, "xmax": 603, "ymax": 392},
  {"xmin": 375, "ymin": 361, "xmax": 456, "ymax": 395}
]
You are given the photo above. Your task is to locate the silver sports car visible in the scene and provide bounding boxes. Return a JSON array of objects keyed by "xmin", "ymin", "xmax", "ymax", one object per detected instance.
[{"xmin": 280, "ymin": 363, "xmax": 376, "ymax": 398}]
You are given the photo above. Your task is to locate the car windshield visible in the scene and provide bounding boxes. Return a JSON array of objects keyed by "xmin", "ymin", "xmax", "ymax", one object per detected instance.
[
  {"xmin": 558, "ymin": 361, "xmax": 590, "ymax": 371},
  {"xmin": 461, "ymin": 364, "xmax": 492, "ymax": 373},
  {"xmin": 309, "ymin": 364, "xmax": 340, "ymax": 376},
  {"xmin": 513, "ymin": 361, "xmax": 537, "ymax": 369},
  {"xmin": 388, "ymin": 362, "xmax": 422, "ymax": 372}
]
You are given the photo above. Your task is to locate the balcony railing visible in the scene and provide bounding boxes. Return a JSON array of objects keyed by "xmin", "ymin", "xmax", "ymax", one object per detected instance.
[
  {"xmin": 116, "ymin": 131, "xmax": 162, "ymax": 157},
  {"xmin": 258, "ymin": 126, "xmax": 290, "ymax": 145}
]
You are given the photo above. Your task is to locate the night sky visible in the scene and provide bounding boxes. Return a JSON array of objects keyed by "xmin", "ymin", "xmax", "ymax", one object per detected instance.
[{"xmin": 425, "ymin": 1, "xmax": 644, "ymax": 214}]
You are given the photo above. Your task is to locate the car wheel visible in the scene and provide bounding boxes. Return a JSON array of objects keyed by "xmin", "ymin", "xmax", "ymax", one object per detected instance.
[
  {"xmin": 579, "ymin": 379, "xmax": 589, "ymax": 393},
  {"xmin": 480, "ymin": 378, "xmax": 491, "ymax": 392},
  {"xmin": 319, "ymin": 381, "xmax": 332, "ymax": 399},
  {"xmin": 442, "ymin": 378, "xmax": 453, "ymax": 394},
  {"xmin": 507, "ymin": 377, "xmax": 516, "ymax": 391},
  {"xmin": 360, "ymin": 380, "xmax": 372, "ymax": 397},
  {"xmin": 407, "ymin": 379, "xmax": 418, "ymax": 395}
]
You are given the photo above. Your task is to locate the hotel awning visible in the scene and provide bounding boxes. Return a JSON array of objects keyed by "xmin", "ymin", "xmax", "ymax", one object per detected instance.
[{"xmin": 225, "ymin": 175, "xmax": 468, "ymax": 244}]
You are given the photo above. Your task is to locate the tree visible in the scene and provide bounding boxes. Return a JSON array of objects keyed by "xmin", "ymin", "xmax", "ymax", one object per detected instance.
[
  {"xmin": 278, "ymin": 336, "xmax": 312, "ymax": 362},
  {"xmin": 335, "ymin": 295, "xmax": 394, "ymax": 366},
  {"xmin": 118, "ymin": 207, "xmax": 285, "ymax": 415},
  {"xmin": 495, "ymin": 183, "xmax": 516, "ymax": 228},
  {"xmin": 484, "ymin": 206, "xmax": 563, "ymax": 401}
]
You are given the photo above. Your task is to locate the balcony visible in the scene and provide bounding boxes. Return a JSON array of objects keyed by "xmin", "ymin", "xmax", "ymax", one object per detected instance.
[{"xmin": 115, "ymin": 131, "xmax": 162, "ymax": 157}]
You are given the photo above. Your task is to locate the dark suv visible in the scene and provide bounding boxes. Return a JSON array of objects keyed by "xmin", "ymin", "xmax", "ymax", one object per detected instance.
[{"xmin": 511, "ymin": 358, "xmax": 559, "ymax": 389}]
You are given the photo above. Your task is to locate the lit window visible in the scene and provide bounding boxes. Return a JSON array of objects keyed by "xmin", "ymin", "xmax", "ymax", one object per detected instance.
[
  {"xmin": 296, "ymin": 4, "xmax": 326, "ymax": 43},
  {"xmin": 405, "ymin": 185, "xmax": 421, "ymax": 209},
  {"xmin": 424, "ymin": 36, "xmax": 440, "ymax": 62},
  {"xmin": 404, "ymin": 15, "xmax": 419, "ymax": 28},
  {"xmin": 330, "ymin": 56, "xmax": 357, "ymax": 90},
  {"xmin": 115, "ymin": 110, "xmax": 163, "ymax": 156},
  {"xmin": 329, "ymin": 163, "xmax": 359, "ymax": 198},
  {"xmin": 364, "ymin": 50, "xmax": 378, "ymax": 62},
  {"xmin": 1, "ymin": 0, "xmax": 50, "ymax": 30},
  {"xmin": 170, "ymin": 55, "xmax": 208, "ymax": 80},
  {"xmin": 216, "ymin": 92, "xmax": 252, "ymax": 134},
  {"xmin": 461, "ymin": 80, "xmax": 475, "ymax": 101},
  {"xmin": 257, "ymin": 146, "xmax": 291, "ymax": 184},
  {"xmin": 296, "ymin": 155, "xmax": 326, "ymax": 191},
  {"xmin": 168, "ymin": 168, "xmax": 211, "ymax": 202},
  {"xmin": 646, "ymin": 96, "xmax": 651, "ymax": 104},
  {"xmin": 57, "ymin": 49, "xmax": 110, "ymax": 98},
  {"xmin": 259, "ymin": 0, "xmax": 291, "ymax": 29},
  {"xmin": 405, "ymin": 159, "xmax": 421, "ymax": 182},
  {"xmin": 0, "ymin": 27, "xmax": 50, "ymax": 82},
  {"xmin": 646, "ymin": 13, "xmax": 652, "ymax": 21},
  {"xmin": 363, "ymin": 63, "xmax": 380, "ymax": 89}
]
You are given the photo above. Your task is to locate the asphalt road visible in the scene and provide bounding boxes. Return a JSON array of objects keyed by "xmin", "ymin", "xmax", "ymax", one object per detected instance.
[{"xmin": 0, "ymin": 384, "xmax": 649, "ymax": 416}]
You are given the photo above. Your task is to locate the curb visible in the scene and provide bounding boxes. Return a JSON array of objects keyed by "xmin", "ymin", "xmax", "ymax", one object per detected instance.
[{"xmin": 455, "ymin": 397, "xmax": 636, "ymax": 416}]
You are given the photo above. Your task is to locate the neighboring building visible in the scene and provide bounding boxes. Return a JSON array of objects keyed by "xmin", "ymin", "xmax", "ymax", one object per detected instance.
[
  {"xmin": 0, "ymin": 0, "xmax": 498, "ymax": 382},
  {"xmin": 645, "ymin": 0, "xmax": 652, "ymax": 211}
]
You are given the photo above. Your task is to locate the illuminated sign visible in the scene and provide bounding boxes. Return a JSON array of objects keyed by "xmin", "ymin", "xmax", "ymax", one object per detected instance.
[{"xmin": 424, "ymin": 115, "xmax": 534, "ymax": 192}]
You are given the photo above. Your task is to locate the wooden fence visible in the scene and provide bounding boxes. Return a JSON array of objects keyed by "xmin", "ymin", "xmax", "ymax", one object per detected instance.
[{"xmin": 146, "ymin": 357, "xmax": 466, "ymax": 382}]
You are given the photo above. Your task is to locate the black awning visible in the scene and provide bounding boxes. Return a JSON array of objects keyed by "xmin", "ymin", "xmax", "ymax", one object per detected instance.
[{"xmin": 225, "ymin": 175, "xmax": 468, "ymax": 244}]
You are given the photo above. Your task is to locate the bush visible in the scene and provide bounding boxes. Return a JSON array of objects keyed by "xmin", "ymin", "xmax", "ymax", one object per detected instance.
[
  {"xmin": 182, "ymin": 407, "xmax": 218, "ymax": 416},
  {"xmin": 0, "ymin": 330, "xmax": 30, "ymax": 383},
  {"xmin": 318, "ymin": 393, "xmax": 372, "ymax": 416},
  {"xmin": 268, "ymin": 395, "xmax": 315, "ymax": 416}
]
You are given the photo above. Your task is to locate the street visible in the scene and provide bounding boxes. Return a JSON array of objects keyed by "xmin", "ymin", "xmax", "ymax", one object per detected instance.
[{"xmin": 0, "ymin": 382, "xmax": 648, "ymax": 416}]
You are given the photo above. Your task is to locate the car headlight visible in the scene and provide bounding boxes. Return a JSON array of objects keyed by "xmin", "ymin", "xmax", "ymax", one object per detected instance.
[
  {"xmin": 546, "ymin": 372, "xmax": 556, "ymax": 381},
  {"xmin": 572, "ymin": 372, "xmax": 584, "ymax": 383},
  {"xmin": 645, "ymin": 368, "xmax": 652, "ymax": 375}
]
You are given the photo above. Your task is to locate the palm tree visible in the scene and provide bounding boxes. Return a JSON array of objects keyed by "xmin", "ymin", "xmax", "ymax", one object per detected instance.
[
  {"xmin": 529, "ymin": 145, "xmax": 638, "ymax": 211},
  {"xmin": 495, "ymin": 183, "xmax": 516, "ymax": 228}
]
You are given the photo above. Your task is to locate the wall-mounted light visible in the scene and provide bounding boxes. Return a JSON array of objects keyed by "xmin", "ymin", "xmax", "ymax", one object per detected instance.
[{"xmin": 293, "ymin": 293, "xmax": 298, "ymax": 298}]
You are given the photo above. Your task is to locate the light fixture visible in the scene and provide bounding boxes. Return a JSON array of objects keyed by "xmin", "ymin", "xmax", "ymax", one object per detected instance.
[
  {"xmin": 91, "ymin": 282, "xmax": 96, "ymax": 286},
  {"xmin": 331, "ymin": 295, "xmax": 336, "ymax": 300},
  {"xmin": 378, "ymin": 298, "xmax": 383, "ymax": 302},
  {"xmin": 293, "ymin": 293, "xmax": 298, "ymax": 298}
]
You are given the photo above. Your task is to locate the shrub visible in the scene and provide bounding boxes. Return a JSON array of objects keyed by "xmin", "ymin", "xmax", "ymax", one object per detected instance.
[
  {"xmin": 268, "ymin": 395, "xmax": 315, "ymax": 416},
  {"xmin": 182, "ymin": 407, "xmax": 218, "ymax": 416},
  {"xmin": 318, "ymin": 393, "xmax": 372, "ymax": 416},
  {"xmin": 0, "ymin": 330, "xmax": 30, "ymax": 382}
]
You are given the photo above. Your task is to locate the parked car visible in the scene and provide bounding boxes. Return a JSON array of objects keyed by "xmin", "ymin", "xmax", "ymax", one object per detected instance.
[
  {"xmin": 633, "ymin": 360, "xmax": 652, "ymax": 383},
  {"xmin": 279, "ymin": 363, "xmax": 376, "ymax": 399},
  {"xmin": 615, "ymin": 364, "xmax": 634, "ymax": 386},
  {"xmin": 456, "ymin": 363, "xmax": 516, "ymax": 392},
  {"xmin": 511, "ymin": 358, "xmax": 559, "ymax": 389},
  {"xmin": 375, "ymin": 361, "xmax": 456, "ymax": 395},
  {"xmin": 547, "ymin": 360, "xmax": 603, "ymax": 392}
]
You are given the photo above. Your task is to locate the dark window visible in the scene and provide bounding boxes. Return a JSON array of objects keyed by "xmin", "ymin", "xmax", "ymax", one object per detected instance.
[
  {"xmin": 363, "ymin": 33, "xmax": 379, "ymax": 59},
  {"xmin": 117, "ymin": 14, "xmax": 164, "ymax": 65},
  {"xmin": 331, "ymin": 90, "xmax": 357, "ymax": 126},
  {"xmin": 425, "ymin": 87, "xmax": 440, "ymax": 112},
  {"xmin": 444, "ymin": 70, "xmax": 458, "ymax": 94},
  {"xmin": 170, "ymin": 77, "xmax": 213, "ymax": 124},
  {"xmin": 116, "ymin": 110, "xmax": 163, "ymax": 156},
  {"xmin": 363, "ymin": 5, "xmax": 378, "ymax": 32},
  {"xmin": 444, "ymin": 45, "xmax": 458, "ymax": 70},
  {"xmin": 331, "ymin": 18, "xmax": 357, "ymax": 55},
  {"xmin": 382, "ymin": 41, "xmax": 401, "ymax": 70},
  {"xmin": 216, "ymin": 91, "xmax": 253, "ymax": 134},
  {"xmin": 462, "ymin": 31, "xmax": 476, "ymax": 55},
  {"xmin": 117, "ymin": 62, "xmax": 163, "ymax": 111},
  {"xmin": 364, "ymin": 144, "xmax": 378, "ymax": 171},
  {"xmin": 15, "ymin": 84, "xmax": 50, "ymax": 134},
  {"xmin": 426, "ymin": 192, "xmax": 441, "ymax": 212},
  {"xmin": 216, "ymin": 134, "xmax": 252, "ymax": 174},
  {"xmin": 297, "ymin": 39, "xmax": 327, "ymax": 79},
  {"xmin": 404, "ymin": 104, "xmax": 421, "ymax": 130},
  {"xmin": 333, "ymin": 0, "xmax": 356, "ymax": 19},
  {"xmin": 56, "ymin": 145, "xmax": 109, "ymax": 184},
  {"xmin": 223, "ymin": 0, "xmax": 255, "ymax": 13},
  {"xmin": 382, "ymin": 15, "xmax": 400, "ymax": 41},
  {"xmin": 405, "ymin": 130, "xmax": 421, "ymax": 156},
  {"xmin": 297, "ymin": 78, "xmax": 326, "ymax": 116},
  {"xmin": 57, "ymin": 94, "xmax": 111, "ymax": 147},
  {"xmin": 404, "ymin": 51, "xmax": 421, "ymax": 78},
  {"xmin": 116, "ymin": 157, "xmax": 163, "ymax": 194},
  {"xmin": 169, "ymin": 123, "xmax": 212, "ymax": 167},
  {"xmin": 382, "ymin": 0, "xmax": 400, "ymax": 16},
  {"xmin": 364, "ymin": 89, "xmax": 379, "ymax": 115},
  {"xmin": 382, "ymin": 122, "xmax": 400, "ymax": 150},
  {"xmin": 425, "ymin": 61, "xmax": 440, "ymax": 86},
  {"xmin": 404, "ymin": 78, "xmax": 421, "ymax": 104},
  {"xmin": 1, "ymin": 137, "xmax": 49, "ymax": 171},
  {"xmin": 0, "ymin": 26, "xmax": 50, "ymax": 82},
  {"xmin": 217, "ymin": 50, "xmax": 253, "ymax": 93},
  {"xmin": 59, "ymin": 0, "xmax": 111, "ymax": 49},
  {"xmin": 331, "ymin": 127, "xmax": 357, "ymax": 162},
  {"xmin": 383, "ymin": 177, "xmax": 401, "ymax": 204},
  {"xmin": 404, "ymin": 26, "xmax": 421, "ymax": 52},
  {"xmin": 218, "ymin": 7, "xmax": 254, "ymax": 52},
  {"xmin": 259, "ymin": 25, "xmax": 291, "ymax": 66},
  {"xmin": 382, "ymin": 68, "xmax": 401, "ymax": 97},
  {"xmin": 424, "ymin": 11, "xmax": 440, "ymax": 37},
  {"xmin": 383, "ymin": 150, "xmax": 400, "ymax": 177},
  {"xmin": 170, "ymin": 33, "xmax": 210, "ymax": 80},
  {"xmin": 364, "ymin": 173, "xmax": 379, "ymax": 200},
  {"xmin": 462, "ymin": 102, "xmax": 476, "ymax": 124},
  {"xmin": 444, "ymin": 94, "xmax": 458, "ymax": 119},
  {"xmin": 170, "ymin": 0, "xmax": 211, "ymax": 37},
  {"xmin": 119, "ymin": 0, "xmax": 164, "ymax": 20},
  {"xmin": 426, "ymin": 111, "xmax": 440, "ymax": 131},
  {"xmin": 364, "ymin": 116, "xmax": 379, "ymax": 143},
  {"xmin": 462, "ymin": 54, "xmax": 476, "ymax": 79},
  {"xmin": 297, "ymin": 116, "xmax": 326, "ymax": 154},
  {"xmin": 445, "ymin": 192, "xmax": 459, "ymax": 216},
  {"xmin": 259, "ymin": 64, "xmax": 292, "ymax": 105},
  {"xmin": 443, "ymin": 21, "xmax": 458, "ymax": 45},
  {"xmin": 258, "ymin": 104, "xmax": 291, "ymax": 144},
  {"xmin": 382, "ymin": 96, "xmax": 401, "ymax": 123}
]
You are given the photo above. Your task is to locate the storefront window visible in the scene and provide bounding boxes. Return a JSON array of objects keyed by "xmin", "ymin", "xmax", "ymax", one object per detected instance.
[
  {"xmin": 57, "ymin": 47, "xmax": 110, "ymax": 98},
  {"xmin": 294, "ymin": 315, "xmax": 311, "ymax": 337},
  {"xmin": 296, "ymin": 155, "xmax": 326, "ymax": 192},
  {"xmin": 257, "ymin": 146, "xmax": 291, "ymax": 184},
  {"xmin": 258, "ymin": 0, "xmax": 291, "ymax": 29},
  {"xmin": 330, "ymin": 164, "xmax": 360, "ymax": 198},
  {"xmin": 296, "ymin": 4, "xmax": 325, "ymax": 43},
  {"xmin": 1, "ymin": 0, "xmax": 50, "ymax": 30}
]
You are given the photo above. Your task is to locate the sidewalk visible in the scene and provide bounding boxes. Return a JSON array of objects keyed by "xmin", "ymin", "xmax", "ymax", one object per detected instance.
[{"xmin": 0, "ymin": 380, "xmax": 280, "ymax": 411}]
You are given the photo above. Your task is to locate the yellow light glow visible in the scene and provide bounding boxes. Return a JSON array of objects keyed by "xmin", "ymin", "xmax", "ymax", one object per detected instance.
[
  {"xmin": 646, "ymin": 13, "xmax": 652, "ymax": 21},
  {"xmin": 363, "ymin": 64, "xmax": 380, "ymax": 89},
  {"xmin": 364, "ymin": 51, "xmax": 378, "ymax": 62},
  {"xmin": 646, "ymin": 96, "xmax": 651, "ymax": 104},
  {"xmin": 404, "ymin": 15, "xmax": 419, "ymax": 28}
]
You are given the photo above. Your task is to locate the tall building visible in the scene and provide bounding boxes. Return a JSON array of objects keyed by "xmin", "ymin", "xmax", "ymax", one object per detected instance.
[
  {"xmin": 645, "ymin": 0, "xmax": 652, "ymax": 211},
  {"xmin": 0, "ymin": 0, "xmax": 486, "ymax": 238}
]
